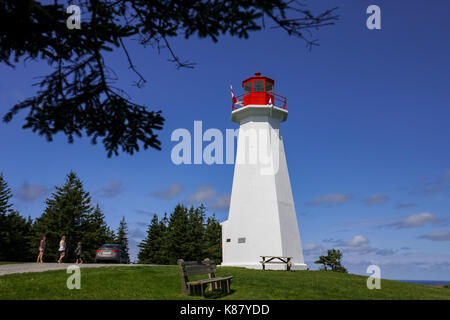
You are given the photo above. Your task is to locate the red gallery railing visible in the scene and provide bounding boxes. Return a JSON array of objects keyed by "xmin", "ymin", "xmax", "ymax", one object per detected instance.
[{"xmin": 232, "ymin": 92, "xmax": 287, "ymax": 111}]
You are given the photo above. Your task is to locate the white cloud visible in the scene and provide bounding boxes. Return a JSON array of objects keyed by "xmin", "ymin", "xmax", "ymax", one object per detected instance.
[
  {"xmin": 186, "ymin": 186, "xmax": 217, "ymax": 204},
  {"xmin": 395, "ymin": 202, "xmax": 418, "ymax": 209},
  {"xmin": 410, "ymin": 169, "xmax": 450, "ymax": 196},
  {"xmin": 150, "ymin": 183, "xmax": 184, "ymax": 200},
  {"xmin": 303, "ymin": 243, "xmax": 326, "ymax": 255},
  {"xmin": 134, "ymin": 209, "xmax": 155, "ymax": 216},
  {"xmin": 16, "ymin": 183, "xmax": 47, "ymax": 201},
  {"xmin": 330, "ymin": 235, "xmax": 395, "ymax": 256},
  {"xmin": 343, "ymin": 212, "xmax": 444, "ymax": 230},
  {"xmin": 96, "ymin": 179, "xmax": 123, "ymax": 197},
  {"xmin": 305, "ymin": 193, "xmax": 352, "ymax": 206},
  {"xmin": 347, "ymin": 235, "xmax": 370, "ymax": 248},
  {"xmin": 373, "ymin": 248, "xmax": 396, "ymax": 256},
  {"xmin": 419, "ymin": 230, "xmax": 450, "ymax": 241},
  {"xmin": 364, "ymin": 194, "xmax": 389, "ymax": 206},
  {"xmin": 210, "ymin": 193, "xmax": 231, "ymax": 211},
  {"xmin": 395, "ymin": 212, "xmax": 439, "ymax": 228},
  {"xmin": 184, "ymin": 187, "xmax": 232, "ymax": 212}
]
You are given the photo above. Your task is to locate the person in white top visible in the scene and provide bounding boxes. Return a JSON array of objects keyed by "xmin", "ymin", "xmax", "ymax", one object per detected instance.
[{"xmin": 57, "ymin": 236, "xmax": 66, "ymax": 263}]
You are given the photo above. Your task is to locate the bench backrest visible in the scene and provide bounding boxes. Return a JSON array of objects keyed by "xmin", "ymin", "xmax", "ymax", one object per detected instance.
[{"xmin": 178, "ymin": 258, "xmax": 216, "ymax": 293}]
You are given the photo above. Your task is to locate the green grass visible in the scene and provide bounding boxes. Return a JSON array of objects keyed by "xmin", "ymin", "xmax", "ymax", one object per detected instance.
[{"xmin": 0, "ymin": 266, "xmax": 449, "ymax": 300}]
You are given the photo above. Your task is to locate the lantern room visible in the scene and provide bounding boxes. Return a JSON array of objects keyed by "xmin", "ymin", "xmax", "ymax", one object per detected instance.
[
  {"xmin": 232, "ymin": 72, "xmax": 287, "ymax": 110},
  {"xmin": 243, "ymin": 72, "xmax": 274, "ymax": 106}
]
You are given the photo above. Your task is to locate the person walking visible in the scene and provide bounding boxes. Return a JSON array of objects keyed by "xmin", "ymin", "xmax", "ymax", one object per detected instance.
[
  {"xmin": 75, "ymin": 242, "xmax": 83, "ymax": 264},
  {"xmin": 57, "ymin": 236, "xmax": 66, "ymax": 263},
  {"xmin": 36, "ymin": 235, "xmax": 46, "ymax": 263}
]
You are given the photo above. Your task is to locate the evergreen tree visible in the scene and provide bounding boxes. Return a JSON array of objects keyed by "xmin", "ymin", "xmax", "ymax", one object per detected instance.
[
  {"xmin": 80, "ymin": 205, "xmax": 115, "ymax": 262},
  {"xmin": 314, "ymin": 255, "xmax": 329, "ymax": 271},
  {"xmin": 0, "ymin": 174, "xmax": 33, "ymax": 261},
  {"xmin": 314, "ymin": 249, "xmax": 348, "ymax": 273},
  {"xmin": 0, "ymin": 173, "xmax": 13, "ymax": 259},
  {"xmin": 116, "ymin": 216, "xmax": 130, "ymax": 263},
  {"xmin": 32, "ymin": 171, "xmax": 93, "ymax": 262},
  {"xmin": 2, "ymin": 212, "xmax": 33, "ymax": 261},
  {"xmin": 185, "ymin": 205, "xmax": 206, "ymax": 261},
  {"xmin": 138, "ymin": 214, "xmax": 169, "ymax": 264},
  {"xmin": 137, "ymin": 215, "xmax": 156, "ymax": 264},
  {"xmin": 203, "ymin": 215, "xmax": 222, "ymax": 263},
  {"xmin": 157, "ymin": 214, "xmax": 170, "ymax": 264},
  {"xmin": 136, "ymin": 204, "xmax": 223, "ymax": 265},
  {"xmin": 166, "ymin": 204, "xmax": 190, "ymax": 264},
  {"xmin": 0, "ymin": 173, "xmax": 13, "ymax": 215}
]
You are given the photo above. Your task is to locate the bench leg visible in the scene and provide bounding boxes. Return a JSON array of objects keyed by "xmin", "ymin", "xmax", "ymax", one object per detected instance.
[
  {"xmin": 187, "ymin": 284, "xmax": 192, "ymax": 296},
  {"xmin": 190, "ymin": 284, "xmax": 200, "ymax": 296}
]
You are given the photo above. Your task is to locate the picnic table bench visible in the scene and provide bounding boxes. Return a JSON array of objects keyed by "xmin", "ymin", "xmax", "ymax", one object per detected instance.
[
  {"xmin": 178, "ymin": 258, "xmax": 233, "ymax": 296},
  {"xmin": 260, "ymin": 256, "xmax": 293, "ymax": 271}
]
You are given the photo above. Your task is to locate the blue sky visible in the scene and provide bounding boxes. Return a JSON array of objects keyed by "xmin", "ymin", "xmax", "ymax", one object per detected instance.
[{"xmin": 1, "ymin": 0, "xmax": 450, "ymax": 280}]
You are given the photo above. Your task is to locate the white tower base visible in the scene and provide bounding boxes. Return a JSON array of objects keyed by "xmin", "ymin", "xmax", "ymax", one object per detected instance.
[{"xmin": 221, "ymin": 105, "xmax": 307, "ymax": 271}]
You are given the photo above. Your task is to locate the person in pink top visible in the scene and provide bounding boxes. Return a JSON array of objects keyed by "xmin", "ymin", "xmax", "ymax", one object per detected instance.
[{"xmin": 36, "ymin": 235, "xmax": 46, "ymax": 263}]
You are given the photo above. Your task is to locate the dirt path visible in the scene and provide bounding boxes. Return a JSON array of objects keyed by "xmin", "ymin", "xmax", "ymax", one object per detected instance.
[{"xmin": 0, "ymin": 263, "xmax": 157, "ymax": 276}]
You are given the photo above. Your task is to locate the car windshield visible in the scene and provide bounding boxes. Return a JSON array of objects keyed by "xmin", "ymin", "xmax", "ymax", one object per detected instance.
[{"xmin": 101, "ymin": 244, "xmax": 121, "ymax": 249}]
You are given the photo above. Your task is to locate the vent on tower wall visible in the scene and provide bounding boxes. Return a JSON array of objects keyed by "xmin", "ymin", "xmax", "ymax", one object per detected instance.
[{"xmin": 238, "ymin": 237, "xmax": 246, "ymax": 244}]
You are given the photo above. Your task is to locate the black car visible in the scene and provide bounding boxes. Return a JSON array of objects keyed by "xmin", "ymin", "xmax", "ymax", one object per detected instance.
[{"xmin": 95, "ymin": 244, "xmax": 129, "ymax": 264}]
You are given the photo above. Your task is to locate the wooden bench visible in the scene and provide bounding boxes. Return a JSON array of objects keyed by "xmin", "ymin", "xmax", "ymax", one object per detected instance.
[
  {"xmin": 178, "ymin": 258, "xmax": 233, "ymax": 296},
  {"xmin": 260, "ymin": 256, "xmax": 293, "ymax": 271}
]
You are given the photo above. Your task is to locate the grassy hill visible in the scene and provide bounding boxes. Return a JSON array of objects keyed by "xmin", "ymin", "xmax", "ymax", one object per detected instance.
[{"xmin": 0, "ymin": 266, "xmax": 448, "ymax": 300}]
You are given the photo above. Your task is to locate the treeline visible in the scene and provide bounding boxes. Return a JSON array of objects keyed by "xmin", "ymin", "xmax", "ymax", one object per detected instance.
[
  {"xmin": 138, "ymin": 205, "xmax": 222, "ymax": 265},
  {"xmin": 0, "ymin": 172, "xmax": 128, "ymax": 262},
  {"xmin": 0, "ymin": 172, "xmax": 222, "ymax": 264}
]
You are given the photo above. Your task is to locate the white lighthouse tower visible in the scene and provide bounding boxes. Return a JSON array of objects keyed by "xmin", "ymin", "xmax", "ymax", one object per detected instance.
[{"xmin": 221, "ymin": 73, "xmax": 307, "ymax": 270}]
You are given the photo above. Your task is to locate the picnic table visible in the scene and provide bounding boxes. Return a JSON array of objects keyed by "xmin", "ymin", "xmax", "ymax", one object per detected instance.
[{"xmin": 260, "ymin": 256, "xmax": 293, "ymax": 271}]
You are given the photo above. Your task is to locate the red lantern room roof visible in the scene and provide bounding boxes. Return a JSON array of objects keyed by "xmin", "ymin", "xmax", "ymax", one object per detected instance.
[
  {"xmin": 232, "ymin": 72, "xmax": 286, "ymax": 111},
  {"xmin": 242, "ymin": 72, "xmax": 274, "ymax": 85}
]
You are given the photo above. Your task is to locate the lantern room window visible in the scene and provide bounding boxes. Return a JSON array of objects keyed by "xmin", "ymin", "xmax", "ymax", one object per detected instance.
[
  {"xmin": 266, "ymin": 81, "xmax": 273, "ymax": 93},
  {"xmin": 244, "ymin": 82, "xmax": 252, "ymax": 94},
  {"xmin": 253, "ymin": 80, "xmax": 264, "ymax": 92}
]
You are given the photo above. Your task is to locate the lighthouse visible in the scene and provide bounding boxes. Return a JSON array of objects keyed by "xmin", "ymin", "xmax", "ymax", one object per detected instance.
[{"xmin": 221, "ymin": 73, "xmax": 307, "ymax": 270}]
